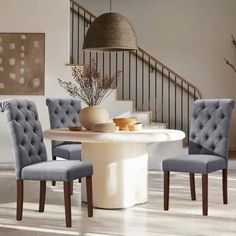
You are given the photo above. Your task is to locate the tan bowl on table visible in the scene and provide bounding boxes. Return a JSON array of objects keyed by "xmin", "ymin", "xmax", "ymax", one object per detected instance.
[
  {"xmin": 128, "ymin": 122, "xmax": 142, "ymax": 131},
  {"xmin": 113, "ymin": 118, "xmax": 137, "ymax": 131},
  {"xmin": 68, "ymin": 126, "xmax": 83, "ymax": 131}
]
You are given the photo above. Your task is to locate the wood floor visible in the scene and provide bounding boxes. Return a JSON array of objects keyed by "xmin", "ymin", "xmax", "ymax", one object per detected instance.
[{"xmin": 1, "ymin": 170, "xmax": 236, "ymax": 236}]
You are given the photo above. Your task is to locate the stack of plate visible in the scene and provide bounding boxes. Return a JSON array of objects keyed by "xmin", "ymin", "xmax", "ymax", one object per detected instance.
[{"xmin": 93, "ymin": 122, "xmax": 118, "ymax": 132}]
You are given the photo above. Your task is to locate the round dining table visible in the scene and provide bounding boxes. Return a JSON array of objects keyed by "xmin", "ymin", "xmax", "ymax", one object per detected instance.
[{"xmin": 44, "ymin": 127, "xmax": 185, "ymax": 209}]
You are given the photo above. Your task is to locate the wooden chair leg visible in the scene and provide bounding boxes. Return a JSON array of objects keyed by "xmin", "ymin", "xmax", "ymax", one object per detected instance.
[
  {"xmin": 164, "ymin": 171, "xmax": 170, "ymax": 211},
  {"xmin": 86, "ymin": 176, "xmax": 93, "ymax": 217},
  {"xmin": 223, "ymin": 169, "xmax": 228, "ymax": 204},
  {"xmin": 39, "ymin": 181, "xmax": 46, "ymax": 212},
  {"xmin": 202, "ymin": 174, "xmax": 208, "ymax": 216},
  {"xmin": 189, "ymin": 173, "xmax": 196, "ymax": 201},
  {"xmin": 16, "ymin": 180, "xmax": 23, "ymax": 221},
  {"xmin": 52, "ymin": 156, "xmax": 56, "ymax": 186},
  {"xmin": 70, "ymin": 181, "xmax": 73, "ymax": 195},
  {"xmin": 64, "ymin": 181, "xmax": 72, "ymax": 227}
]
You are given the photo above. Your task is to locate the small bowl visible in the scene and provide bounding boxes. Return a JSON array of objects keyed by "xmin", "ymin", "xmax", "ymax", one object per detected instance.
[
  {"xmin": 113, "ymin": 118, "xmax": 137, "ymax": 131},
  {"xmin": 68, "ymin": 126, "xmax": 83, "ymax": 131},
  {"xmin": 128, "ymin": 122, "xmax": 142, "ymax": 131}
]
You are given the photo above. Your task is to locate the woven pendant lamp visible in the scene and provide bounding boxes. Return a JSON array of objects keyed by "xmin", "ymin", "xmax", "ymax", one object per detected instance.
[{"xmin": 83, "ymin": 12, "xmax": 138, "ymax": 52}]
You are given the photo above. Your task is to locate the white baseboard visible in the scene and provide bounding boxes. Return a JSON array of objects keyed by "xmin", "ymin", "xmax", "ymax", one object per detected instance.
[{"xmin": 0, "ymin": 163, "xmax": 14, "ymax": 170}]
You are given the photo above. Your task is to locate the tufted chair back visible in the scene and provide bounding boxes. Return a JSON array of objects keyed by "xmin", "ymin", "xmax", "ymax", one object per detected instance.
[
  {"xmin": 189, "ymin": 99, "xmax": 234, "ymax": 159},
  {"xmin": 0, "ymin": 99, "xmax": 47, "ymax": 179},
  {"xmin": 46, "ymin": 98, "xmax": 81, "ymax": 148}
]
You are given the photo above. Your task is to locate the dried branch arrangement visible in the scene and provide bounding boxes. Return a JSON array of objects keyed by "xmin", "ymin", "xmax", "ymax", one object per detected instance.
[
  {"xmin": 224, "ymin": 34, "xmax": 236, "ymax": 73},
  {"xmin": 58, "ymin": 58, "xmax": 121, "ymax": 106}
]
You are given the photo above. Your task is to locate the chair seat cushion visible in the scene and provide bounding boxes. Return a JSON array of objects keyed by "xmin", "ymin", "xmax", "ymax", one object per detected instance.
[
  {"xmin": 22, "ymin": 160, "xmax": 93, "ymax": 181},
  {"xmin": 162, "ymin": 154, "xmax": 227, "ymax": 174},
  {"xmin": 53, "ymin": 144, "xmax": 81, "ymax": 160}
]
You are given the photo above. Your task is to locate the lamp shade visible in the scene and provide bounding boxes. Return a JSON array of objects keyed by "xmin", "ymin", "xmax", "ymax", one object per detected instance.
[{"xmin": 83, "ymin": 12, "xmax": 138, "ymax": 52}]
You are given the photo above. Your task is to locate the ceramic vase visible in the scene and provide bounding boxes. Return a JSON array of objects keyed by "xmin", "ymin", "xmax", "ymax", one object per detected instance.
[{"xmin": 79, "ymin": 106, "xmax": 109, "ymax": 130}]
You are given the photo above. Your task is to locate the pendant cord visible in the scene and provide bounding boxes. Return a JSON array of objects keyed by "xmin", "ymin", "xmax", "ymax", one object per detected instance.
[{"xmin": 110, "ymin": 0, "xmax": 112, "ymax": 12}]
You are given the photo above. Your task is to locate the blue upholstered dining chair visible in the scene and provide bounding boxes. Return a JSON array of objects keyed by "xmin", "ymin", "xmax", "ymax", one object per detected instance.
[
  {"xmin": 46, "ymin": 98, "xmax": 82, "ymax": 161},
  {"xmin": 46, "ymin": 98, "xmax": 82, "ymax": 187},
  {"xmin": 162, "ymin": 99, "xmax": 234, "ymax": 216},
  {"xmin": 0, "ymin": 99, "xmax": 93, "ymax": 228}
]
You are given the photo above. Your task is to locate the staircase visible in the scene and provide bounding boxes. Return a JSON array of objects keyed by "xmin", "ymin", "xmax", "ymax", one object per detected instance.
[{"xmin": 69, "ymin": 0, "xmax": 202, "ymax": 144}]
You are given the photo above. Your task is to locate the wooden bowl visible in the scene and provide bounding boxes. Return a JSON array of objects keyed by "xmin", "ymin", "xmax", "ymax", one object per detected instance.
[
  {"xmin": 93, "ymin": 122, "xmax": 116, "ymax": 132},
  {"xmin": 113, "ymin": 118, "xmax": 137, "ymax": 131},
  {"xmin": 68, "ymin": 126, "xmax": 83, "ymax": 131}
]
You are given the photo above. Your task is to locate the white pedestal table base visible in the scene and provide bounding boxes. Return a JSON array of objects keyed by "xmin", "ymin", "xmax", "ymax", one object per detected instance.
[{"xmin": 81, "ymin": 142, "xmax": 148, "ymax": 209}]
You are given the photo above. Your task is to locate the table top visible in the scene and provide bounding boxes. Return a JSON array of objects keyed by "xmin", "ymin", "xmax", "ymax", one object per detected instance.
[{"xmin": 44, "ymin": 128, "xmax": 185, "ymax": 144}]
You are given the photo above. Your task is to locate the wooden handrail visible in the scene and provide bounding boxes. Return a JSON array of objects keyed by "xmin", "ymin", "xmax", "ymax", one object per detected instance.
[
  {"xmin": 133, "ymin": 50, "xmax": 201, "ymax": 99},
  {"xmin": 71, "ymin": 5, "xmax": 92, "ymax": 24},
  {"xmin": 137, "ymin": 48, "xmax": 202, "ymax": 98},
  {"xmin": 70, "ymin": 0, "xmax": 96, "ymax": 19}
]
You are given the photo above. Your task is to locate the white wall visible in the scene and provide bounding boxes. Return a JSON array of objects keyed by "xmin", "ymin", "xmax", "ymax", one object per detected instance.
[
  {"xmin": 0, "ymin": 0, "xmax": 133, "ymax": 165},
  {"xmin": 79, "ymin": 0, "xmax": 236, "ymax": 149},
  {"xmin": 0, "ymin": 0, "xmax": 70, "ymax": 164},
  {"xmin": 0, "ymin": 0, "xmax": 236, "ymax": 165}
]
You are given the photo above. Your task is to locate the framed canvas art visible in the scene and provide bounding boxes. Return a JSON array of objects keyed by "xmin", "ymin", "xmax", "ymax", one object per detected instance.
[{"xmin": 0, "ymin": 33, "xmax": 45, "ymax": 95}]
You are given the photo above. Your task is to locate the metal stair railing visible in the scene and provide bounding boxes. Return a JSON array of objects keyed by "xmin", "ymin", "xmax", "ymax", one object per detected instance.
[{"xmin": 69, "ymin": 0, "xmax": 203, "ymax": 144}]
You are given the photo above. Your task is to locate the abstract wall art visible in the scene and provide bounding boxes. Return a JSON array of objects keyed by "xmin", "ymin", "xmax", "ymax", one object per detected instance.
[{"xmin": 0, "ymin": 33, "xmax": 45, "ymax": 95}]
